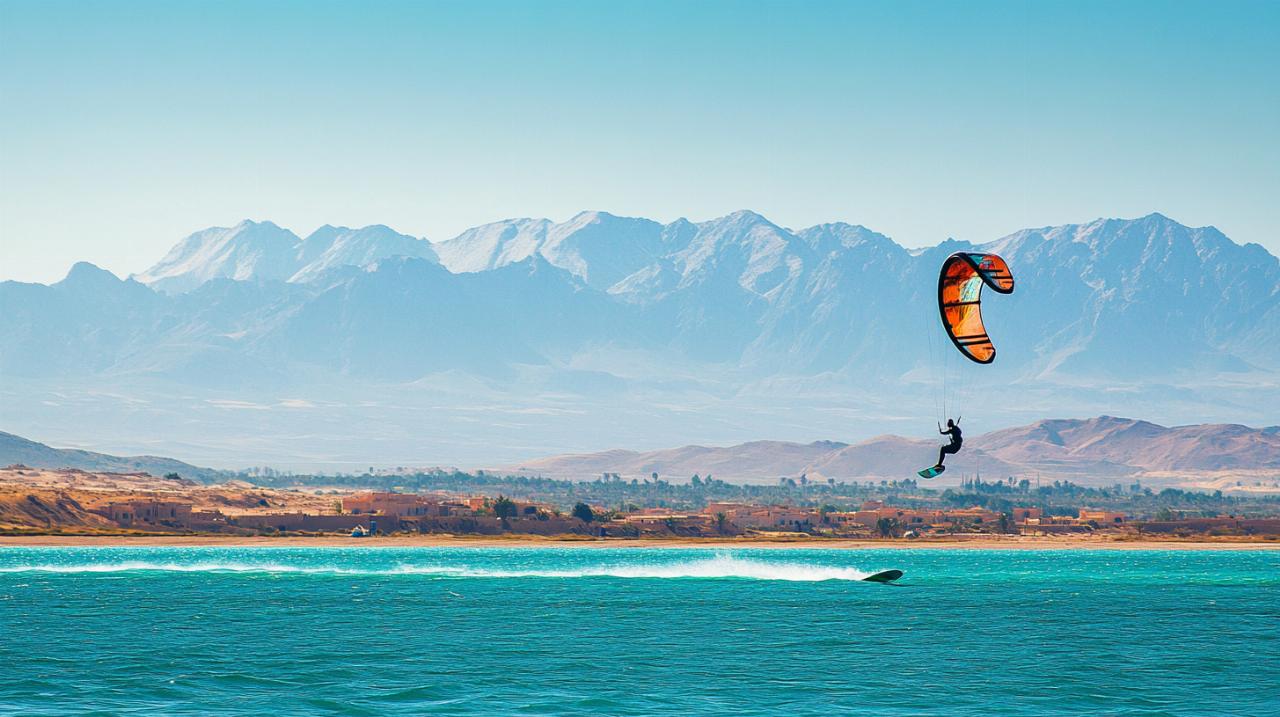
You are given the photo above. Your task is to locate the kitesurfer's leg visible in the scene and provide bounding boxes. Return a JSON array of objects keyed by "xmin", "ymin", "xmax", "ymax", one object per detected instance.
[{"xmin": 937, "ymin": 442, "xmax": 960, "ymax": 468}]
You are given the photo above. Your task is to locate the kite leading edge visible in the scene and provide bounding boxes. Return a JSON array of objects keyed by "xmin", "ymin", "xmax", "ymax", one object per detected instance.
[{"xmin": 937, "ymin": 252, "xmax": 1015, "ymax": 364}]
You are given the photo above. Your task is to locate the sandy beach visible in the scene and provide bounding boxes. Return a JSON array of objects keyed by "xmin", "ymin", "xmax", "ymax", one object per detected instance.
[{"xmin": 2, "ymin": 533, "xmax": 1276, "ymax": 550}]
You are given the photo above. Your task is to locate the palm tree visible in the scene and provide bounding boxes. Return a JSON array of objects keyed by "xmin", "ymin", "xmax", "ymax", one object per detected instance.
[
  {"xmin": 492, "ymin": 495, "xmax": 517, "ymax": 520},
  {"xmin": 876, "ymin": 517, "xmax": 900, "ymax": 538}
]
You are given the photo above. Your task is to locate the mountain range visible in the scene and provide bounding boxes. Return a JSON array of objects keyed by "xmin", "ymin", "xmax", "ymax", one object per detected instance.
[
  {"xmin": 134, "ymin": 221, "xmax": 438, "ymax": 293},
  {"xmin": 1, "ymin": 211, "xmax": 1277, "ymax": 469},
  {"xmin": 0, "ymin": 431, "xmax": 221, "ymax": 481},
  {"xmin": 4, "ymin": 415, "xmax": 1275, "ymax": 492},
  {"xmin": 504, "ymin": 417, "xmax": 1280, "ymax": 487}
]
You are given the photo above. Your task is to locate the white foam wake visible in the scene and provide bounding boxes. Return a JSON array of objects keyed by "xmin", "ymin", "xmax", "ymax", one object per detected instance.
[
  {"xmin": 0, "ymin": 555, "xmax": 875, "ymax": 582},
  {"xmin": 455, "ymin": 555, "xmax": 873, "ymax": 581},
  {"xmin": 0, "ymin": 561, "xmax": 365, "ymax": 575}
]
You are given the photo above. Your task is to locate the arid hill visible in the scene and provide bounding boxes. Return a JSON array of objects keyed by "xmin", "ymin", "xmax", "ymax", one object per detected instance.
[
  {"xmin": 504, "ymin": 417, "xmax": 1280, "ymax": 488},
  {"xmin": 525, "ymin": 440, "xmax": 850, "ymax": 483},
  {"xmin": 0, "ymin": 466, "xmax": 334, "ymax": 532},
  {"xmin": 0, "ymin": 431, "xmax": 223, "ymax": 482},
  {"xmin": 0, "ymin": 489, "xmax": 118, "ymax": 532},
  {"xmin": 979, "ymin": 417, "xmax": 1280, "ymax": 472}
]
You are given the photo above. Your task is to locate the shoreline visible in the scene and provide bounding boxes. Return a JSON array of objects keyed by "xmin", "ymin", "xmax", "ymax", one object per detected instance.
[{"xmin": 1, "ymin": 534, "xmax": 1277, "ymax": 550}]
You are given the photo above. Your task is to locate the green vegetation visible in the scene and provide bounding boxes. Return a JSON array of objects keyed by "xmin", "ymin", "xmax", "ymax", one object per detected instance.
[
  {"xmin": 491, "ymin": 495, "xmax": 517, "ymax": 519},
  {"xmin": 939, "ymin": 477, "xmax": 1268, "ymax": 519},
  {"xmin": 242, "ymin": 469, "xmax": 1280, "ymax": 520},
  {"xmin": 571, "ymin": 503, "xmax": 595, "ymax": 523}
]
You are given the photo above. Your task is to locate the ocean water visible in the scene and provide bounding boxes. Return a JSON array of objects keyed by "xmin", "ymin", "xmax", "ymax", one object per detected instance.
[{"xmin": 2, "ymin": 547, "xmax": 1277, "ymax": 716}]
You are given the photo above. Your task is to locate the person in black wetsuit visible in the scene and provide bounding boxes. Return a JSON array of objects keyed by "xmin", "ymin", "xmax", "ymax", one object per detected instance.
[{"xmin": 936, "ymin": 418, "xmax": 962, "ymax": 469}]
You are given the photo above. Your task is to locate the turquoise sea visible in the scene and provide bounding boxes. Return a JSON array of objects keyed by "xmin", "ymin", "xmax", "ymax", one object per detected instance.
[{"xmin": 2, "ymin": 547, "xmax": 1277, "ymax": 716}]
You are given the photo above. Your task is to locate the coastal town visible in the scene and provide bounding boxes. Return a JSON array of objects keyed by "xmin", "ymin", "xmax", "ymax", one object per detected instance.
[
  {"xmin": 81, "ymin": 493, "xmax": 1280, "ymax": 539},
  {"xmin": 3, "ymin": 465, "xmax": 1278, "ymax": 541},
  {"xmin": 81, "ymin": 493, "xmax": 1280, "ymax": 540}
]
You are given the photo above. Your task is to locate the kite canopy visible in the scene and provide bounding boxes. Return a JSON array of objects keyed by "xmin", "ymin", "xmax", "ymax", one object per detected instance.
[{"xmin": 937, "ymin": 252, "xmax": 1015, "ymax": 364}]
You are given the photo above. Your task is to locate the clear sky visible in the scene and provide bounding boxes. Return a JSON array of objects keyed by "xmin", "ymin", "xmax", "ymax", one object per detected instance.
[{"xmin": 1, "ymin": 0, "xmax": 1277, "ymax": 283}]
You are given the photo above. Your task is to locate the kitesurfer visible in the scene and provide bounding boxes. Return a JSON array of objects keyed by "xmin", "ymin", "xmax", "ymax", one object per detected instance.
[
  {"xmin": 935, "ymin": 418, "xmax": 962, "ymax": 469},
  {"xmin": 919, "ymin": 252, "xmax": 1012, "ymax": 478}
]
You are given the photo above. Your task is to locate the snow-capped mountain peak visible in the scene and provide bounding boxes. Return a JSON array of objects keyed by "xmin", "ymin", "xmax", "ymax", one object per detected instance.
[
  {"xmin": 289, "ymin": 224, "xmax": 436, "ymax": 283},
  {"xmin": 134, "ymin": 221, "xmax": 438, "ymax": 292},
  {"xmin": 133, "ymin": 220, "xmax": 301, "ymax": 293},
  {"xmin": 118, "ymin": 210, "xmax": 1279, "ymax": 383}
]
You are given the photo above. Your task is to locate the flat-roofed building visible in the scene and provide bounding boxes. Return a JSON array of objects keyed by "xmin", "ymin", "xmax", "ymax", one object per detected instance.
[
  {"xmin": 342, "ymin": 492, "xmax": 440, "ymax": 517},
  {"xmin": 940, "ymin": 507, "xmax": 1003, "ymax": 525},
  {"xmin": 1078, "ymin": 509, "xmax": 1126, "ymax": 525},
  {"xmin": 622, "ymin": 513, "xmax": 713, "ymax": 529},
  {"xmin": 732, "ymin": 507, "xmax": 817, "ymax": 531},
  {"xmin": 1012, "ymin": 507, "xmax": 1043, "ymax": 523},
  {"xmin": 828, "ymin": 505, "xmax": 1003, "ymax": 531},
  {"xmin": 703, "ymin": 502, "xmax": 753, "ymax": 516},
  {"xmin": 99, "ymin": 500, "xmax": 193, "ymax": 527}
]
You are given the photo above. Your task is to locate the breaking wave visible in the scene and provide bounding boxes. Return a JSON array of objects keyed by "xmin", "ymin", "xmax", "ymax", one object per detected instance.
[{"xmin": 0, "ymin": 555, "xmax": 875, "ymax": 582}]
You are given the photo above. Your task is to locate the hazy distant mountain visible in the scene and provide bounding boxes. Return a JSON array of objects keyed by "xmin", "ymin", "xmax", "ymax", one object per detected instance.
[
  {"xmin": 427, "ymin": 210, "xmax": 1280, "ymax": 377},
  {"xmin": 290, "ymin": 225, "xmax": 438, "ymax": 284},
  {"xmin": 982, "ymin": 214, "xmax": 1280, "ymax": 377},
  {"xmin": 504, "ymin": 434, "xmax": 1013, "ymax": 485},
  {"xmin": 0, "ymin": 431, "xmax": 222, "ymax": 482},
  {"xmin": 2, "ymin": 211, "xmax": 1277, "ymax": 468},
  {"xmin": 263, "ymin": 255, "xmax": 619, "ymax": 380},
  {"xmin": 133, "ymin": 220, "xmax": 436, "ymax": 293},
  {"xmin": 503, "ymin": 417, "xmax": 1280, "ymax": 486},
  {"xmin": 133, "ymin": 220, "xmax": 303, "ymax": 293},
  {"xmin": 0, "ymin": 262, "xmax": 162, "ymax": 377},
  {"xmin": 435, "ymin": 211, "xmax": 671, "ymax": 292},
  {"xmin": 505, "ymin": 439, "xmax": 853, "ymax": 483},
  {"xmin": 980, "ymin": 416, "xmax": 1280, "ymax": 472},
  {"xmin": 56, "ymin": 211, "xmax": 1278, "ymax": 384}
]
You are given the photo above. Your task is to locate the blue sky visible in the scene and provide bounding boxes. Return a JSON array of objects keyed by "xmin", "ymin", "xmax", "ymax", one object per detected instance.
[{"xmin": 1, "ymin": 0, "xmax": 1277, "ymax": 282}]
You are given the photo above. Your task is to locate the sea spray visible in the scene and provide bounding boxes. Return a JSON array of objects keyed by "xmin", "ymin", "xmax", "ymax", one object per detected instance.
[{"xmin": 0, "ymin": 553, "xmax": 877, "ymax": 581}]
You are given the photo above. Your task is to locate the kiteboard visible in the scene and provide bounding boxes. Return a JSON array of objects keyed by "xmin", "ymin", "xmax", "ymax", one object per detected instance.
[
  {"xmin": 917, "ymin": 465, "xmax": 945, "ymax": 479},
  {"xmin": 862, "ymin": 569, "xmax": 903, "ymax": 584}
]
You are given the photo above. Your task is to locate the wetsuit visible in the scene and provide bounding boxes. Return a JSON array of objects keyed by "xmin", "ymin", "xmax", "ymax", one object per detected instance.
[{"xmin": 937, "ymin": 424, "xmax": 963, "ymax": 467}]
